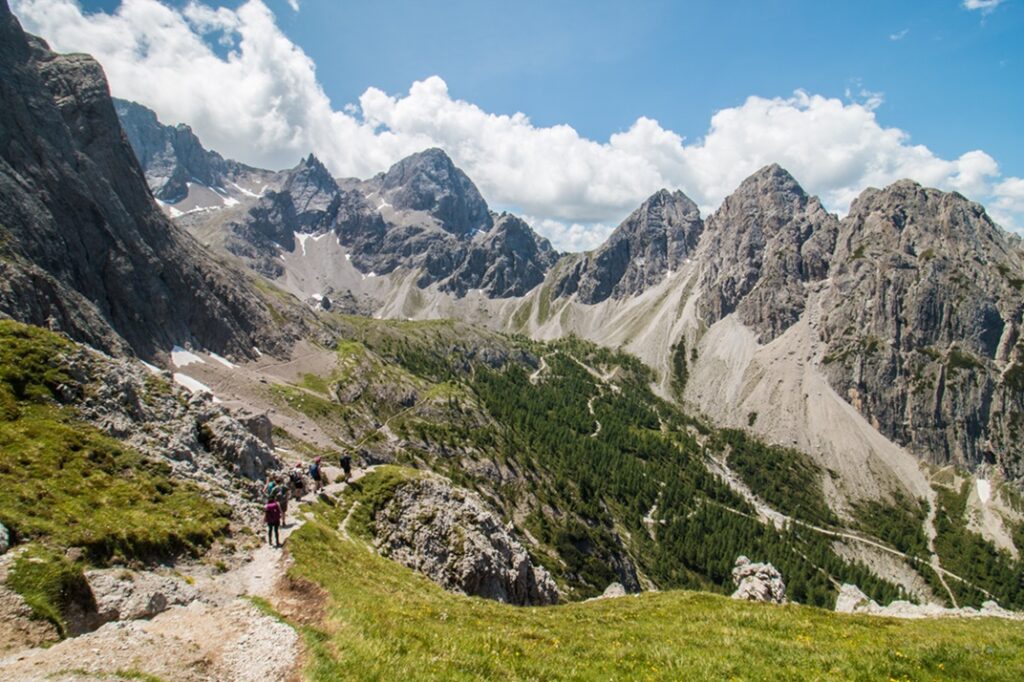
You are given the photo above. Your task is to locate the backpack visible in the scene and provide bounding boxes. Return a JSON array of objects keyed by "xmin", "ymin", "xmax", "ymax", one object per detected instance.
[
  {"xmin": 289, "ymin": 470, "xmax": 303, "ymax": 486},
  {"xmin": 309, "ymin": 462, "xmax": 320, "ymax": 479}
]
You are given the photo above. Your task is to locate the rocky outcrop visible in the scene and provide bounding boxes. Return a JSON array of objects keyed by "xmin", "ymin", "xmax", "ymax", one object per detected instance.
[
  {"xmin": 0, "ymin": 5, "xmax": 290, "ymax": 359},
  {"xmin": 555, "ymin": 189, "xmax": 703, "ymax": 303},
  {"xmin": 730, "ymin": 556, "xmax": 786, "ymax": 603},
  {"xmin": 835, "ymin": 583, "xmax": 1022, "ymax": 620},
  {"xmin": 85, "ymin": 569, "xmax": 198, "ymax": 623},
  {"xmin": 372, "ymin": 476, "xmax": 559, "ymax": 605},
  {"xmin": 47, "ymin": 338, "xmax": 281, "ymax": 525},
  {"xmin": 200, "ymin": 415, "xmax": 277, "ymax": 480},
  {"xmin": 596, "ymin": 582, "xmax": 628, "ymax": 599},
  {"xmin": 698, "ymin": 164, "xmax": 838, "ymax": 341},
  {"xmin": 819, "ymin": 181, "xmax": 1024, "ymax": 476}
]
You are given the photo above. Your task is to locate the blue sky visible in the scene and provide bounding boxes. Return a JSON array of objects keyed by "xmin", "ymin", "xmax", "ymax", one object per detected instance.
[
  {"xmin": 288, "ymin": 0, "xmax": 1023, "ymax": 172},
  {"xmin": 14, "ymin": 0, "xmax": 1024, "ymax": 249}
]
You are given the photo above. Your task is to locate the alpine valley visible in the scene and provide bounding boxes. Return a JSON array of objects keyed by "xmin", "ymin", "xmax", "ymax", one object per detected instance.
[{"xmin": 1, "ymin": 1, "xmax": 1024, "ymax": 679}]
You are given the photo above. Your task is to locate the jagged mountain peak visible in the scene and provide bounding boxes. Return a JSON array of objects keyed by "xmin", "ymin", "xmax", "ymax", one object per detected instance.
[
  {"xmin": 553, "ymin": 187, "xmax": 704, "ymax": 304},
  {"xmin": 726, "ymin": 163, "xmax": 810, "ymax": 206},
  {"xmin": 113, "ymin": 97, "xmax": 231, "ymax": 203},
  {"xmin": 283, "ymin": 152, "xmax": 339, "ymax": 214},
  {"xmin": 838, "ymin": 179, "xmax": 1016, "ymax": 266},
  {"xmin": 380, "ymin": 147, "xmax": 492, "ymax": 235},
  {"xmin": 698, "ymin": 165, "xmax": 838, "ymax": 341}
]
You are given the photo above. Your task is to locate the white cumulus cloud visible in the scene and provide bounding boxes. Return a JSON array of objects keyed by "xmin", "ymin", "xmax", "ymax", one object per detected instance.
[
  {"xmin": 963, "ymin": 0, "xmax": 1004, "ymax": 13},
  {"xmin": 11, "ymin": 0, "xmax": 1024, "ymax": 251}
]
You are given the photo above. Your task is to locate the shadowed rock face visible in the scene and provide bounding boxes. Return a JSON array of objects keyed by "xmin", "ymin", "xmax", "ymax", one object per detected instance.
[
  {"xmin": 698, "ymin": 164, "xmax": 839, "ymax": 342},
  {"xmin": 819, "ymin": 180, "xmax": 1024, "ymax": 475},
  {"xmin": 441, "ymin": 213, "xmax": 558, "ymax": 298},
  {"xmin": 0, "ymin": 3, "xmax": 288, "ymax": 359},
  {"xmin": 554, "ymin": 189, "xmax": 704, "ymax": 304},
  {"xmin": 379, "ymin": 147, "xmax": 493, "ymax": 236},
  {"xmin": 114, "ymin": 98, "xmax": 239, "ymax": 202}
]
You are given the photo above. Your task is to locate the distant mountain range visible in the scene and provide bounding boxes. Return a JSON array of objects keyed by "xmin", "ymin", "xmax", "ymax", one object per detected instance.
[{"xmin": 114, "ymin": 98, "xmax": 1024, "ymax": 501}]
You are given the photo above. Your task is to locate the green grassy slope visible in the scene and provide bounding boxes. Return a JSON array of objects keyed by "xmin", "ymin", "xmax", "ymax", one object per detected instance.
[
  {"xmin": 286, "ymin": 479, "xmax": 1024, "ymax": 681},
  {"xmin": 0, "ymin": 320, "xmax": 231, "ymax": 635}
]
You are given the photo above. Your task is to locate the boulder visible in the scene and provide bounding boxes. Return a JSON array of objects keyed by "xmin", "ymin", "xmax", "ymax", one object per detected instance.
[
  {"xmin": 85, "ymin": 569, "xmax": 198, "ymax": 622},
  {"xmin": 730, "ymin": 556, "xmax": 786, "ymax": 604},
  {"xmin": 597, "ymin": 582, "xmax": 627, "ymax": 599},
  {"xmin": 372, "ymin": 476, "xmax": 559, "ymax": 606}
]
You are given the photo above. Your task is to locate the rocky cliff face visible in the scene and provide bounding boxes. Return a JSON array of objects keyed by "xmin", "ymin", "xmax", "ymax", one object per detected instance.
[
  {"xmin": 555, "ymin": 189, "xmax": 703, "ymax": 304},
  {"xmin": 698, "ymin": 164, "xmax": 839, "ymax": 342},
  {"xmin": 441, "ymin": 213, "xmax": 558, "ymax": 297},
  {"xmin": 819, "ymin": 181, "xmax": 1024, "ymax": 475},
  {"xmin": 114, "ymin": 98, "xmax": 238, "ymax": 203},
  {"xmin": 0, "ymin": 4, "xmax": 288, "ymax": 360}
]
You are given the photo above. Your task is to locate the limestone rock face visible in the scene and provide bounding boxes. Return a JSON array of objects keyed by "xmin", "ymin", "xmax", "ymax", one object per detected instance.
[
  {"xmin": 379, "ymin": 147, "xmax": 492, "ymax": 237},
  {"xmin": 730, "ymin": 556, "xmax": 787, "ymax": 604},
  {"xmin": 0, "ymin": 7, "xmax": 288, "ymax": 359},
  {"xmin": 819, "ymin": 181, "xmax": 1024, "ymax": 475},
  {"xmin": 698, "ymin": 164, "xmax": 839, "ymax": 342},
  {"xmin": 555, "ymin": 189, "xmax": 703, "ymax": 304},
  {"xmin": 114, "ymin": 98, "xmax": 239, "ymax": 203},
  {"xmin": 372, "ymin": 476, "xmax": 559, "ymax": 606},
  {"xmin": 201, "ymin": 415, "xmax": 277, "ymax": 480}
]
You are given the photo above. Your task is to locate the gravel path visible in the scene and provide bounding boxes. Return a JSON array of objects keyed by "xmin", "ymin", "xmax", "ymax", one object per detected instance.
[{"xmin": 0, "ymin": 515, "xmax": 315, "ymax": 681}]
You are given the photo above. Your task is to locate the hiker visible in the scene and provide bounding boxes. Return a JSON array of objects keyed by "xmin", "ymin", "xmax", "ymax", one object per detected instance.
[
  {"xmin": 274, "ymin": 480, "xmax": 290, "ymax": 525},
  {"xmin": 289, "ymin": 464, "xmax": 306, "ymax": 499},
  {"xmin": 264, "ymin": 475, "xmax": 277, "ymax": 500},
  {"xmin": 264, "ymin": 497, "xmax": 282, "ymax": 547},
  {"xmin": 339, "ymin": 453, "xmax": 352, "ymax": 482},
  {"xmin": 309, "ymin": 456, "xmax": 324, "ymax": 493}
]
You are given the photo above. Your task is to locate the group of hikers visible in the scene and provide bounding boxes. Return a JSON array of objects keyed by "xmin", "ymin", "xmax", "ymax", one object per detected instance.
[{"xmin": 263, "ymin": 453, "xmax": 353, "ymax": 547}]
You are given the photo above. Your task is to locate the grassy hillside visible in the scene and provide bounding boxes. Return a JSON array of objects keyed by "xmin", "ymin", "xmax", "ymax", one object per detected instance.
[
  {"xmin": 0, "ymin": 321, "xmax": 231, "ymax": 635},
  {"xmin": 285, "ymin": 478, "xmax": 1024, "ymax": 681}
]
